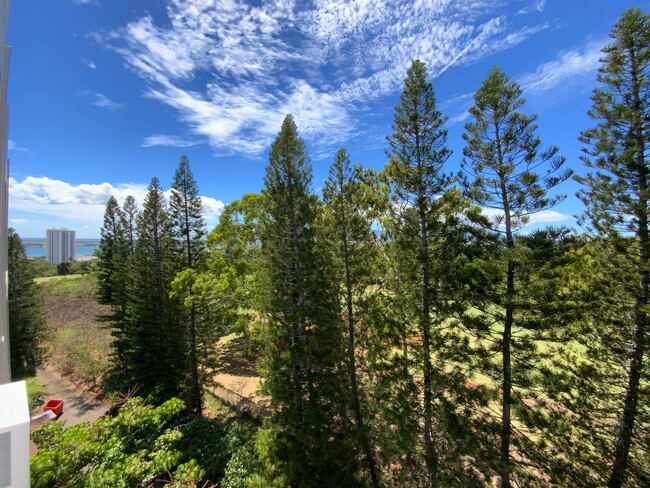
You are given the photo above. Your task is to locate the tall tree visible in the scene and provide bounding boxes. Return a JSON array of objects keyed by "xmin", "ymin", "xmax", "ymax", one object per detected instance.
[
  {"xmin": 258, "ymin": 115, "xmax": 356, "ymax": 486},
  {"xmin": 112, "ymin": 178, "xmax": 182, "ymax": 400},
  {"xmin": 96, "ymin": 196, "xmax": 123, "ymax": 305},
  {"xmin": 461, "ymin": 65, "xmax": 572, "ymax": 487},
  {"xmin": 112, "ymin": 196, "xmax": 138, "ymax": 319},
  {"xmin": 384, "ymin": 59, "xmax": 454, "ymax": 485},
  {"xmin": 121, "ymin": 195, "xmax": 138, "ymax": 257},
  {"xmin": 170, "ymin": 155, "xmax": 207, "ymax": 414},
  {"xmin": 321, "ymin": 149, "xmax": 380, "ymax": 487},
  {"xmin": 576, "ymin": 8, "xmax": 650, "ymax": 487},
  {"xmin": 8, "ymin": 229, "xmax": 46, "ymax": 379}
]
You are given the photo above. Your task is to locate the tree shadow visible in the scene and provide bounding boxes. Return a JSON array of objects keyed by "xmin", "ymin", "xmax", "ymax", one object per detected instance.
[{"xmin": 217, "ymin": 334, "xmax": 259, "ymax": 377}]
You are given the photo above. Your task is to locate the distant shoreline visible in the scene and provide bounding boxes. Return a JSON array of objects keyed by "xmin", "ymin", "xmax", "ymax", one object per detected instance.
[{"xmin": 25, "ymin": 244, "xmax": 98, "ymax": 259}]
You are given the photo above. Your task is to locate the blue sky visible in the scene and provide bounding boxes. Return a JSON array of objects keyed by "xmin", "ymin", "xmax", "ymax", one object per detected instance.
[{"xmin": 7, "ymin": 0, "xmax": 648, "ymax": 238}]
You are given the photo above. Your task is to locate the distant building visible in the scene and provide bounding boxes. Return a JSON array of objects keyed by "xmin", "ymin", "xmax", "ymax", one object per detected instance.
[
  {"xmin": 0, "ymin": 0, "xmax": 11, "ymax": 385},
  {"xmin": 46, "ymin": 228, "xmax": 76, "ymax": 264}
]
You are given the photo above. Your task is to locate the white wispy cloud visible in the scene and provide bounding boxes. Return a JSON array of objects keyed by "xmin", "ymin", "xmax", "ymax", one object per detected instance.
[
  {"xmin": 71, "ymin": 0, "xmax": 99, "ymax": 5},
  {"xmin": 9, "ymin": 176, "xmax": 224, "ymax": 225},
  {"xmin": 82, "ymin": 58, "xmax": 96, "ymax": 69},
  {"xmin": 8, "ymin": 139, "xmax": 30, "ymax": 153},
  {"xmin": 10, "ymin": 218, "xmax": 28, "ymax": 225},
  {"xmin": 104, "ymin": 0, "xmax": 549, "ymax": 157},
  {"xmin": 520, "ymin": 39, "xmax": 605, "ymax": 94},
  {"xmin": 518, "ymin": 0, "xmax": 546, "ymax": 15},
  {"xmin": 528, "ymin": 210, "xmax": 573, "ymax": 224},
  {"xmin": 142, "ymin": 135, "xmax": 201, "ymax": 148},
  {"xmin": 481, "ymin": 208, "xmax": 573, "ymax": 227},
  {"xmin": 79, "ymin": 90, "xmax": 126, "ymax": 110}
]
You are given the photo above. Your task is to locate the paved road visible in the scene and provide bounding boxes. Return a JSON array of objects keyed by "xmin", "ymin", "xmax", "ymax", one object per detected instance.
[
  {"xmin": 31, "ymin": 368, "xmax": 108, "ymax": 455},
  {"xmin": 36, "ymin": 367, "xmax": 107, "ymax": 426}
]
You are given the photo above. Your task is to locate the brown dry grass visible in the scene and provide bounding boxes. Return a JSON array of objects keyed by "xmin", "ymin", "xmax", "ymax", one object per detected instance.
[{"xmin": 39, "ymin": 274, "xmax": 112, "ymax": 390}]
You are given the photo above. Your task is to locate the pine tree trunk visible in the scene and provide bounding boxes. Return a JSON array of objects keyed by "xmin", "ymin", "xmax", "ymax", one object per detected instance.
[
  {"xmin": 340, "ymin": 205, "xmax": 380, "ymax": 488},
  {"xmin": 608, "ymin": 57, "xmax": 647, "ymax": 485},
  {"xmin": 420, "ymin": 203, "xmax": 436, "ymax": 486},
  {"xmin": 500, "ymin": 260, "xmax": 514, "ymax": 488},
  {"xmin": 188, "ymin": 301, "xmax": 202, "ymax": 414},
  {"xmin": 499, "ymin": 165, "xmax": 514, "ymax": 488},
  {"xmin": 184, "ymin": 193, "xmax": 202, "ymax": 415}
]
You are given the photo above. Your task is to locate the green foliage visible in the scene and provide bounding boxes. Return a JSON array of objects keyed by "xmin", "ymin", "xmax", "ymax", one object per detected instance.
[
  {"xmin": 108, "ymin": 177, "xmax": 185, "ymax": 402},
  {"xmin": 8, "ymin": 228, "xmax": 47, "ymax": 379},
  {"xmin": 461, "ymin": 65, "xmax": 571, "ymax": 234},
  {"xmin": 220, "ymin": 424, "xmax": 259, "ymax": 488},
  {"xmin": 121, "ymin": 195, "xmax": 138, "ymax": 257},
  {"xmin": 170, "ymin": 155, "xmax": 207, "ymax": 270},
  {"xmin": 69, "ymin": 259, "xmax": 96, "ymax": 275},
  {"xmin": 26, "ymin": 376, "xmax": 48, "ymax": 412},
  {"xmin": 574, "ymin": 8, "xmax": 650, "ymax": 486},
  {"xmin": 204, "ymin": 192, "xmax": 266, "ymax": 360},
  {"xmin": 37, "ymin": 273, "xmax": 97, "ymax": 300},
  {"xmin": 96, "ymin": 196, "xmax": 124, "ymax": 305},
  {"xmin": 30, "ymin": 257, "xmax": 58, "ymax": 278},
  {"xmin": 170, "ymin": 155, "xmax": 209, "ymax": 413},
  {"xmin": 56, "ymin": 262, "xmax": 71, "ymax": 276},
  {"xmin": 31, "ymin": 397, "xmax": 204, "ymax": 488},
  {"xmin": 258, "ymin": 114, "xmax": 358, "ymax": 486},
  {"xmin": 383, "ymin": 59, "xmax": 483, "ymax": 485},
  {"xmin": 461, "ymin": 65, "xmax": 572, "ymax": 487},
  {"xmin": 320, "ymin": 148, "xmax": 384, "ymax": 486}
]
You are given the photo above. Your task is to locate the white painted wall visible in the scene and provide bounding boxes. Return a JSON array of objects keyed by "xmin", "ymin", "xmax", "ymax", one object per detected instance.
[
  {"xmin": 0, "ymin": 381, "xmax": 30, "ymax": 488},
  {"xmin": 0, "ymin": 0, "xmax": 11, "ymax": 385}
]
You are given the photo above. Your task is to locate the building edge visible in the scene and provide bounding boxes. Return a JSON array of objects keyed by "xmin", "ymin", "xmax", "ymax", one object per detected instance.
[{"xmin": 0, "ymin": 0, "xmax": 11, "ymax": 384}]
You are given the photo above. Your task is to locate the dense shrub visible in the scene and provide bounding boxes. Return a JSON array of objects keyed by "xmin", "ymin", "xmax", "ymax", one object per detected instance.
[{"xmin": 31, "ymin": 398, "xmax": 204, "ymax": 487}]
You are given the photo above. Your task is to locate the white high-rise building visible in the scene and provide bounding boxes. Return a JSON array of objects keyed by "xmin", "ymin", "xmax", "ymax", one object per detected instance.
[{"xmin": 46, "ymin": 228, "xmax": 76, "ymax": 265}]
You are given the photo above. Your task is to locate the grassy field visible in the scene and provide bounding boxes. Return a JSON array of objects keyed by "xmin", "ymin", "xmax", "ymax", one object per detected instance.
[
  {"xmin": 35, "ymin": 274, "xmax": 84, "ymax": 284},
  {"xmin": 38, "ymin": 273, "xmax": 112, "ymax": 389}
]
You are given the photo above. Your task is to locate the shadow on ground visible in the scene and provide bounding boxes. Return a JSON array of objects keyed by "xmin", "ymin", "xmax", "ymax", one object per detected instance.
[{"xmin": 217, "ymin": 334, "xmax": 259, "ymax": 377}]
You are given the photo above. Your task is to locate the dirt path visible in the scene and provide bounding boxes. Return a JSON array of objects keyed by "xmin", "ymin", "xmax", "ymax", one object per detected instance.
[{"xmin": 36, "ymin": 367, "xmax": 107, "ymax": 426}]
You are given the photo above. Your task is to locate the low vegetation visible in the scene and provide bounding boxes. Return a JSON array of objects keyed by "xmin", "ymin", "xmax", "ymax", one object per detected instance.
[
  {"xmin": 38, "ymin": 274, "xmax": 112, "ymax": 388},
  {"xmin": 30, "ymin": 396, "xmax": 250, "ymax": 488}
]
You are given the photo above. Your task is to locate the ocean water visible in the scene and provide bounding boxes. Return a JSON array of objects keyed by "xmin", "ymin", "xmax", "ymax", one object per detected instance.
[{"xmin": 25, "ymin": 245, "xmax": 98, "ymax": 259}]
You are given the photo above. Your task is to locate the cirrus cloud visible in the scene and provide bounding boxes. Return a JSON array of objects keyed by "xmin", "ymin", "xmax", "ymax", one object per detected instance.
[{"xmin": 104, "ymin": 0, "xmax": 550, "ymax": 157}]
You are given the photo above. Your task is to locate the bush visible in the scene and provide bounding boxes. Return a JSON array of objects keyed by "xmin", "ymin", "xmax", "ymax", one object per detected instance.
[
  {"xmin": 30, "ymin": 257, "xmax": 57, "ymax": 278},
  {"xmin": 30, "ymin": 396, "xmax": 257, "ymax": 487},
  {"xmin": 56, "ymin": 262, "xmax": 71, "ymax": 276},
  {"xmin": 31, "ymin": 397, "xmax": 204, "ymax": 488},
  {"xmin": 26, "ymin": 377, "xmax": 48, "ymax": 413}
]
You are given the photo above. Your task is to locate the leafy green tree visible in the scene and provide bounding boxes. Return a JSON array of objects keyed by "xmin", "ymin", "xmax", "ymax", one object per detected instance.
[
  {"xmin": 461, "ymin": 65, "xmax": 572, "ymax": 487},
  {"xmin": 258, "ymin": 115, "xmax": 357, "ymax": 486},
  {"xmin": 28, "ymin": 257, "xmax": 57, "ymax": 278},
  {"xmin": 96, "ymin": 196, "xmax": 123, "ymax": 305},
  {"xmin": 8, "ymin": 229, "xmax": 47, "ymax": 379},
  {"xmin": 31, "ymin": 397, "xmax": 205, "ymax": 487},
  {"xmin": 170, "ymin": 155, "xmax": 207, "ymax": 414},
  {"xmin": 56, "ymin": 262, "xmax": 71, "ymax": 276},
  {"xmin": 321, "ymin": 148, "xmax": 380, "ymax": 486},
  {"xmin": 207, "ymin": 193, "xmax": 265, "ymax": 354},
  {"xmin": 575, "ymin": 8, "xmax": 650, "ymax": 486}
]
